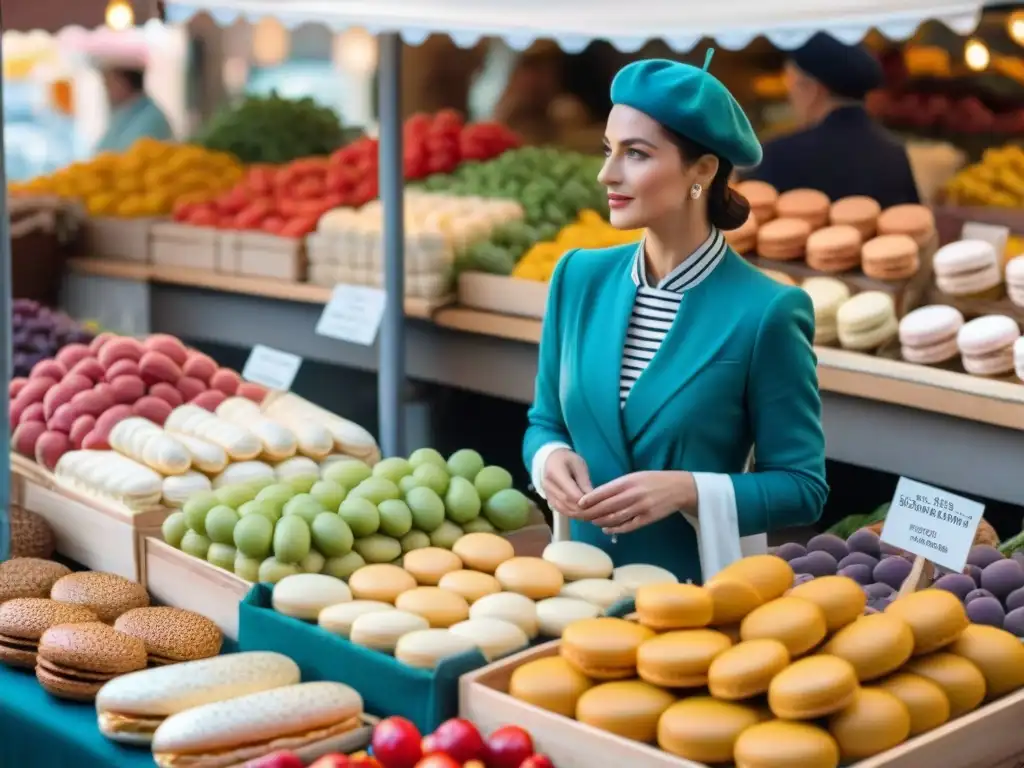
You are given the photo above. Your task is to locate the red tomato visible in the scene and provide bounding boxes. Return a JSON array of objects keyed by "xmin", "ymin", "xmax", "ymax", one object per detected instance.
[
  {"xmin": 185, "ymin": 206, "xmax": 218, "ymax": 227},
  {"xmin": 308, "ymin": 755, "xmax": 353, "ymax": 768},
  {"xmin": 216, "ymin": 186, "xmax": 249, "ymax": 215},
  {"xmin": 427, "ymin": 149, "xmax": 459, "ymax": 175},
  {"xmin": 246, "ymin": 165, "xmax": 276, "ymax": 196},
  {"xmin": 518, "ymin": 756, "xmax": 554, "ymax": 768},
  {"xmin": 325, "ymin": 166, "xmax": 353, "ymax": 193},
  {"xmin": 234, "ymin": 199, "xmax": 273, "ymax": 229},
  {"xmin": 425, "ymin": 719, "xmax": 486, "ymax": 764},
  {"xmin": 261, "ymin": 215, "xmax": 286, "ymax": 234},
  {"xmin": 172, "ymin": 200, "xmax": 197, "ymax": 221},
  {"xmin": 279, "ymin": 216, "xmax": 318, "ymax": 238},
  {"xmin": 372, "ymin": 716, "xmax": 423, "ymax": 768},
  {"xmin": 293, "ymin": 177, "xmax": 326, "ymax": 200},
  {"xmin": 484, "ymin": 726, "xmax": 534, "ymax": 768},
  {"xmin": 413, "ymin": 757, "xmax": 459, "ymax": 768},
  {"xmin": 404, "ymin": 112, "xmax": 432, "ymax": 137},
  {"xmin": 433, "ymin": 108, "xmax": 464, "ymax": 130}
]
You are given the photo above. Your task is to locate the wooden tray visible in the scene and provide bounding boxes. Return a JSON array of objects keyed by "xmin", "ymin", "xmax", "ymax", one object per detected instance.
[
  {"xmin": 457, "ymin": 272, "xmax": 549, "ymax": 320},
  {"xmin": 142, "ymin": 537, "xmax": 250, "ymax": 640},
  {"xmin": 84, "ymin": 216, "xmax": 159, "ymax": 262},
  {"xmin": 150, "ymin": 222, "xmax": 219, "ymax": 271},
  {"xmin": 9, "ymin": 454, "xmax": 167, "ymax": 582},
  {"xmin": 460, "ymin": 642, "xmax": 1024, "ymax": 768},
  {"xmin": 232, "ymin": 232, "xmax": 308, "ymax": 282}
]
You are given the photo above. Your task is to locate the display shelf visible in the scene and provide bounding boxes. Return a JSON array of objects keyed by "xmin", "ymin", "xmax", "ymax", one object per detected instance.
[{"xmin": 60, "ymin": 260, "xmax": 1024, "ymax": 506}]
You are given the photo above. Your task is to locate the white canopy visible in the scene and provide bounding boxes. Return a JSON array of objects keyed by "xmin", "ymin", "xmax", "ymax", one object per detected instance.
[{"xmin": 165, "ymin": 0, "xmax": 984, "ymax": 51}]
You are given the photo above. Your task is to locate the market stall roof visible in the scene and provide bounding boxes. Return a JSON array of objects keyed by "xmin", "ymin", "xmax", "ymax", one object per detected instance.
[
  {"xmin": 164, "ymin": 0, "xmax": 984, "ymax": 50},
  {"xmin": 2, "ymin": 0, "xmax": 157, "ymax": 34}
]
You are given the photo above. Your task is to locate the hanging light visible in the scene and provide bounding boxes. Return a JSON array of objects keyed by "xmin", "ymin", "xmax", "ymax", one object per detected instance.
[
  {"xmin": 105, "ymin": 0, "xmax": 135, "ymax": 31},
  {"xmin": 1009, "ymin": 11, "xmax": 1024, "ymax": 46},
  {"xmin": 252, "ymin": 18, "xmax": 290, "ymax": 66},
  {"xmin": 222, "ymin": 56, "xmax": 249, "ymax": 92},
  {"xmin": 964, "ymin": 39, "xmax": 990, "ymax": 72},
  {"xmin": 332, "ymin": 28, "xmax": 378, "ymax": 75}
]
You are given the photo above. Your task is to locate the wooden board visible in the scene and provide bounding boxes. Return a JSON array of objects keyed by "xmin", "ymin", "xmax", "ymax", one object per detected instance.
[
  {"xmin": 9, "ymin": 454, "xmax": 167, "ymax": 582},
  {"xmin": 457, "ymin": 272, "xmax": 548, "ymax": 320},
  {"xmin": 142, "ymin": 537, "xmax": 251, "ymax": 640},
  {"xmin": 460, "ymin": 642, "xmax": 1024, "ymax": 768}
]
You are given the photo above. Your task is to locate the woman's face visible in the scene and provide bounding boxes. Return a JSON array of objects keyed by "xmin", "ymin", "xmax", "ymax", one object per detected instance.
[{"xmin": 598, "ymin": 104, "xmax": 714, "ymax": 230}]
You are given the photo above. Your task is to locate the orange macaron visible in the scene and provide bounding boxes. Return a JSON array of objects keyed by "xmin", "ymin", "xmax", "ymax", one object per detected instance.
[
  {"xmin": 725, "ymin": 215, "xmax": 759, "ymax": 255},
  {"xmin": 830, "ymin": 196, "xmax": 881, "ymax": 240},
  {"xmin": 776, "ymin": 189, "xmax": 830, "ymax": 229},
  {"xmin": 877, "ymin": 204, "xmax": 935, "ymax": 248},
  {"xmin": 861, "ymin": 234, "xmax": 920, "ymax": 281},
  {"xmin": 735, "ymin": 180, "xmax": 779, "ymax": 223},
  {"xmin": 805, "ymin": 225, "xmax": 862, "ymax": 273},
  {"xmin": 758, "ymin": 218, "xmax": 812, "ymax": 261}
]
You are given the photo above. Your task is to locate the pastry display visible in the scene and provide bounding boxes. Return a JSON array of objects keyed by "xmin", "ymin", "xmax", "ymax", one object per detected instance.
[
  {"xmin": 775, "ymin": 188, "xmax": 831, "ymax": 229},
  {"xmin": 35, "ymin": 621, "xmax": 148, "ymax": 701},
  {"xmin": 829, "ymin": 195, "xmax": 881, "ymax": 240},
  {"xmin": 805, "ymin": 225, "xmax": 862, "ymax": 273},
  {"xmin": 956, "ymin": 315, "xmax": 1020, "ymax": 377},
  {"xmin": 448, "ymin": 617, "xmax": 530, "ymax": 661},
  {"xmin": 0, "ymin": 557, "xmax": 71, "ymax": 602},
  {"xmin": 0, "ymin": 598, "xmax": 99, "ymax": 669},
  {"xmin": 49, "ymin": 571, "xmax": 150, "ymax": 623},
  {"xmin": 876, "ymin": 204, "xmax": 935, "ymax": 248},
  {"xmin": 95, "ymin": 651, "xmax": 301, "ymax": 745},
  {"xmin": 933, "ymin": 240, "xmax": 1004, "ymax": 298},
  {"xmin": 800, "ymin": 277, "xmax": 850, "ymax": 345},
  {"xmin": 860, "ymin": 234, "xmax": 920, "ymax": 281},
  {"xmin": 112, "ymin": 607, "xmax": 223, "ymax": 664},
  {"xmin": 1006, "ymin": 255, "xmax": 1024, "ymax": 307},
  {"xmin": 835, "ymin": 291, "xmax": 898, "ymax": 351},
  {"xmin": 734, "ymin": 180, "xmax": 778, "ymax": 223},
  {"xmin": 898, "ymin": 305, "xmax": 965, "ymax": 365},
  {"xmin": 756, "ymin": 217, "xmax": 812, "ymax": 261},
  {"xmin": 394, "ymin": 628, "xmax": 477, "ymax": 670}
]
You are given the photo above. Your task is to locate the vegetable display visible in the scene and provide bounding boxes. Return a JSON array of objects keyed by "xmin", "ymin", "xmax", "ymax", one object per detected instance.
[
  {"xmin": 9, "ymin": 140, "xmax": 243, "ymax": 217},
  {"xmin": 511, "ymin": 211, "xmax": 642, "ymax": 281},
  {"xmin": 195, "ymin": 92, "xmax": 348, "ymax": 165},
  {"xmin": 944, "ymin": 144, "xmax": 1024, "ymax": 208},
  {"xmin": 12, "ymin": 300, "xmax": 95, "ymax": 378}
]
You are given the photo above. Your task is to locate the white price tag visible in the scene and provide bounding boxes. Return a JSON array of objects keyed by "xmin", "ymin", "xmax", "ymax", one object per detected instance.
[
  {"xmin": 242, "ymin": 345, "xmax": 302, "ymax": 392},
  {"xmin": 880, "ymin": 477, "xmax": 985, "ymax": 572},
  {"xmin": 961, "ymin": 221, "xmax": 1010, "ymax": 258},
  {"xmin": 316, "ymin": 284, "xmax": 387, "ymax": 346}
]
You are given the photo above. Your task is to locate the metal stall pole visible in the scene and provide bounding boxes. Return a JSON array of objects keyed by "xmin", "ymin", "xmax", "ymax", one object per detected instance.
[
  {"xmin": 376, "ymin": 33, "xmax": 405, "ymax": 458},
  {"xmin": 0, "ymin": 17, "xmax": 12, "ymax": 562}
]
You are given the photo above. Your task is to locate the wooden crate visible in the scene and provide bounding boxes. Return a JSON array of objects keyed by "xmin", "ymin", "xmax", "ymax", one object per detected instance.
[
  {"xmin": 142, "ymin": 537, "xmax": 250, "ymax": 640},
  {"xmin": 225, "ymin": 232, "xmax": 307, "ymax": 281},
  {"xmin": 84, "ymin": 216, "xmax": 159, "ymax": 262},
  {"xmin": 460, "ymin": 642, "xmax": 1024, "ymax": 768},
  {"xmin": 150, "ymin": 222, "xmax": 219, "ymax": 271},
  {"xmin": 9, "ymin": 454, "xmax": 166, "ymax": 582},
  {"xmin": 457, "ymin": 272, "xmax": 549, "ymax": 320}
]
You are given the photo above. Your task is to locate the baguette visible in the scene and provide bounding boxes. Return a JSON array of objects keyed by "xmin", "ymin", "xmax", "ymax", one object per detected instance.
[
  {"xmin": 172, "ymin": 434, "xmax": 229, "ymax": 475},
  {"xmin": 54, "ymin": 450, "xmax": 163, "ymax": 509},
  {"xmin": 164, "ymin": 405, "xmax": 261, "ymax": 461},
  {"xmin": 261, "ymin": 392, "xmax": 379, "ymax": 464},
  {"xmin": 216, "ymin": 397, "xmax": 298, "ymax": 462},
  {"xmin": 109, "ymin": 417, "xmax": 192, "ymax": 476}
]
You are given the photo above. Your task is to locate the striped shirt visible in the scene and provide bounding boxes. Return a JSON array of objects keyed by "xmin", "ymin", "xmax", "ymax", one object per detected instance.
[{"xmin": 619, "ymin": 227, "xmax": 728, "ymax": 405}]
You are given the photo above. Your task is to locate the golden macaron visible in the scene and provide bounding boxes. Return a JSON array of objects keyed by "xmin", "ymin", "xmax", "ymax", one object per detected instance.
[
  {"xmin": 561, "ymin": 618, "xmax": 655, "ymax": 680},
  {"xmin": 494, "ymin": 557, "xmax": 564, "ymax": 600},
  {"xmin": 636, "ymin": 629, "xmax": 733, "ymax": 688}
]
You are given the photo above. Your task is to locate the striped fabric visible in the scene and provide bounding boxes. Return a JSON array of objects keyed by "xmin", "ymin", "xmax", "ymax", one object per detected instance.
[{"xmin": 619, "ymin": 227, "xmax": 727, "ymax": 405}]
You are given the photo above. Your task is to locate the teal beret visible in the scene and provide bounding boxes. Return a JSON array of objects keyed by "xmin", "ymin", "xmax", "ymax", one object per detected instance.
[{"xmin": 610, "ymin": 54, "xmax": 762, "ymax": 168}]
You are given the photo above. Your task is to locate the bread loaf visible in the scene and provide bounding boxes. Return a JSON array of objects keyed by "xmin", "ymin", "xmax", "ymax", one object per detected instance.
[
  {"xmin": 173, "ymin": 433, "xmax": 229, "ymax": 475},
  {"xmin": 109, "ymin": 417, "xmax": 192, "ymax": 476},
  {"xmin": 216, "ymin": 397, "xmax": 298, "ymax": 461},
  {"xmin": 261, "ymin": 392, "xmax": 379, "ymax": 464},
  {"xmin": 164, "ymin": 404, "xmax": 261, "ymax": 461},
  {"xmin": 54, "ymin": 450, "xmax": 163, "ymax": 509},
  {"xmin": 162, "ymin": 470, "xmax": 213, "ymax": 507}
]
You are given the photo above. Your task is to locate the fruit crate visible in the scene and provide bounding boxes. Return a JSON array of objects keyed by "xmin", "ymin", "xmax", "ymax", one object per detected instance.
[
  {"xmin": 9, "ymin": 454, "xmax": 167, "ymax": 582},
  {"xmin": 84, "ymin": 216, "xmax": 160, "ymax": 262},
  {"xmin": 149, "ymin": 222, "xmax": 219, "ymax": 271},
  {"xmin": 457, "ymin": 272, "xmax": 549, "ymax": 320},
  {"xmin": 219, "ymin": 231, "xmax": 307, "ymax": 281},
  {"xmin": 142, "ymin": 537, "xmax": 251, "ymax": 640},
  {"xmin": 460, "ymin": 641, "xmax": 1024, "ymax": 768}
]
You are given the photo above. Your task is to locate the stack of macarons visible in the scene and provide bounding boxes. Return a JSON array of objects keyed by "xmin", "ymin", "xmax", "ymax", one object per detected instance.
[
  {"xmin": 776, "ymin": 189, "xmax": 831, "ymax": 229},
  {"xmin": 269, "ymin": 532, "xmax": 680, "ymax": 671},
  {"xmin": 829, "ymin": 196, "xmax": 881, "ymax": 240},
  {"xmin": 805, "ymin": 226, "xmax": 862, "ymax": 273},
  {"xmin": 757, "ymin": 218, "xmax": 813, "ymax": 261},
  {"xmin": 933, "ymin": 240, "xmax": 1004, "ymax": 298},
  {"xmin": 836, "ymin": 292, "xmax": 899, "ymax": 351},
  {"xmin": 1005, "ymin": 255, "xmax": 1024, "ymax": 307},
  {"xmin": 801, "ymin": 277, "xmax": 851, "ymax": 345},
  {"xmin": 898, "ymin": 305, "xmax": 965, "ymax": 365},
  {"xmin": 861, "ymin": 234, "xmax": 920, "ymax": 281},
  {"xmin": 876, "ymin": 204, "xmax": 936, "ymax": 249},
  {"xmin": 734, "ymin": 180, "xmax": 778, "ymax": 223},
  {"xmin": 957, "ymin": 314, "xmax": 1021, "ymax": 377}
]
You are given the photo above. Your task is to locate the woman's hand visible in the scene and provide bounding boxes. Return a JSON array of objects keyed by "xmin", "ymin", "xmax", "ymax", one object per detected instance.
[
  {"xmin": 542, "ymin": 448, "xmax": 593, "ymax": 518},
  {"xmin": 578, "ymin": 471, "xmax": 697, "ymax": 535}
]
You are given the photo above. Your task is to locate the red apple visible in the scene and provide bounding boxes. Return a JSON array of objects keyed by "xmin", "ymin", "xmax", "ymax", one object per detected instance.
[
  {"xmin": 243, "ymin": 751, "xmax": 304, "ymax": 768},
  {"xmin": 373, "ymin": 716, "xmax": 424, "ymax": 768},
  {"xmin": 309, "ymin": 756, "xmax": 352, "ymax": 768},
  {"xmin": 519, "ymin": 756, "xmax": 555, "ymax": 768},
  {"xmin": 485, "ymin": 726, "xmax": 534, "ymax": 768},
  {"xmin": 413, "ymin": 756, "xmax": 460, "ymax": 768},
  {"xmin": 426, "ymin": 718, "xmax": 486, "ymax": 763}
]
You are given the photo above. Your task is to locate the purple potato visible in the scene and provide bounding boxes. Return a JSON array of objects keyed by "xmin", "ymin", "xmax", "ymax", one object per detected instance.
[
  {"xmin": 807, "ymin": 533, "xmax": 849, "ymax": 563},
  {"xmin": 981, "ymin": 559, "xmax": 1024, "ymax": 600},
  {"xmin": 1006, "ymin": 586, "xmax": 1024, "ymax": 613},
  {"xmin": 776, "ymin": 542, "xmax": 807, "ymax": 562},
  {"xmin": 1004, "ymin": 607, "xmax": 1024, "ymax": 638},
  {"xmin": 968, "ymin": 545, "xmax": 1005, "ymax": 569},
  {"xmin": 838, "ymin": 552, "xmax": 879, "ymax": 571},
  {"xmin": 963, "ymin": 564, "xmax": 983, "ymax": 587},
  {"xmin": 933, "ymin": 573, "xmax": 977, "ymax": 601},
  {"xmin": 838, "ymin": 564, "xmax": 873, "ymax": 585},
  {"xmin": 864, "ymin": 582, "xmax": 896, "ymax": 599},
  {"xmin": 847, "ymin": 529, "xmax": 882, "ymax": 558},
  {"xmin": 967, "ymin": 597, "xmax": 1006, "ymax": 627},
  {"xmin": 791, "ymin": 550, "xmax": 838, "ymax": 577},
  {"xmin": 965, "ymin": 588, "xmax": 996, "ymax": 605},
  {"xmin": 874, "ymin": 557, "xmax": 913, "ymax": 590}
]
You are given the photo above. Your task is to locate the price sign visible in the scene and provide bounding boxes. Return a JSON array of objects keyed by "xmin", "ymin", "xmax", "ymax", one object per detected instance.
[
  {"xmin": 316, "ymin": 284, "xmax": 387, "ymax": 346},
  {"xmin": 961, "ymin": 221, "xmax": 1010, "ymax": 258},
  {"xmin": 880, "ymin": 477, "xmax": 985, "ymax": 573},
  {"xmin": 242, "ymin": 345, "xmax": 302, "ymax": 392}
]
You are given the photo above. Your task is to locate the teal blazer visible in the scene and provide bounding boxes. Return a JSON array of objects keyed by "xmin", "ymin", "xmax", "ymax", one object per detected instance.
[
  {"xmin": 95, "ymin": 96, "xmax": 174, "ymax": 155},
  {"xmin": 523, "ymin": 244, "xmax": 828, "ymax": 583}
]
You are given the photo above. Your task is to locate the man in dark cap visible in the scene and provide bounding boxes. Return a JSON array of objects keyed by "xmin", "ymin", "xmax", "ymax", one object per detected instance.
[{"xmin": 744, "ymin": 33, "xmax": 919, "ymax": 208}]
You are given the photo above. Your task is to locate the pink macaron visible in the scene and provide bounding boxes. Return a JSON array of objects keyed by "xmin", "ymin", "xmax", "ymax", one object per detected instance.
[
  {"xmin": 898, "ymin": 305, "xmax": 964, "ymax": 364},
  {"xmin": 933, "ymin": 240, "xmax": 1003, "ymax": 296},
  {"xmin": 957, "ymin": 314, "xmax": 1021, "ymax": 376}
]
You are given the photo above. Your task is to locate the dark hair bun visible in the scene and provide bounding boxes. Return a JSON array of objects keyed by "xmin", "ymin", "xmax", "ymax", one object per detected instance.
[{"xmin": 708, "ymin": 162, "xmax": 751, "ymax": 231}]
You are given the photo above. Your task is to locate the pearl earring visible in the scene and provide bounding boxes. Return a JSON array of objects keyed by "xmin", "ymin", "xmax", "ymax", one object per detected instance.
[{"xmin": 690, "ymin": 183, "xmax": 702, "ymax": 200}]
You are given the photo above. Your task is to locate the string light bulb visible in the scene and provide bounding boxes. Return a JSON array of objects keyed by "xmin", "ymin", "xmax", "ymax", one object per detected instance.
[
  {"xmin": 252, "ymin": 18, "xmax": 290, "ymax": 66},
  {"xmin": 332, "ymin": 28, "xmax": 377, "ymax": 74},
  {"xmin": 1010, "ymin": 11, "xmax": 1024, "ymax": 46},
  {"xmin": 105, "ymin": 0, "xmax": 135, "ymax": 31},
  {"xmin": 964, "ymin": 39, "xmax": 990, "ymax": 72}
]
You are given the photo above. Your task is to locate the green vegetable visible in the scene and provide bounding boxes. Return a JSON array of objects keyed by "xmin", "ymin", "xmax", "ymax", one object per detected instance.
[{"xmin": 999, "ymin": 530, "xmax": 1024, "ymax": 555}]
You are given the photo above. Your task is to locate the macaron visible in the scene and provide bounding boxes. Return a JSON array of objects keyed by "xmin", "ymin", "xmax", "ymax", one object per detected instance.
[
  {"xmin": 347, "ymin": 564, "xmax": 417, "ymax": 604},
  {"xmin": 1015, "ymin": 337, "xmax": 1024, "ymax": 382},
  {"xmin": 0, "ymin": 598, "xmax": 99, "ymax": 669},
  {"xmin": 561, "ymin": 617, "xmax": 655, "ymax": 679},
  {"xmin": 575, "ymin": 680, "xmax": 676, "ymax": 742},
  {"xmin": 50, "ymin": 571, "xmax": 150, "ymax": 623},
  {"xmin": 800, "ymin": 277, "xmax": 851, "ymax": 345},
  {"xmin": 757, "ymin": 218, "xmax": 812, "ymax": 261},
  {"xmin": 898, "ymin": 305, "xmax": 964, "ymax": 365},
  {"xmin": 448, "ymin": 618, "xmax": 529, "ymax": 661},
  {"xmin": 805, "ymin": 225, "xmax": 862, "ymax": 273},
  {"xmin": 437, "ymin": 570, "xmax": 502, "ymax": 605},
  {"xmin": 829, "ymin": 195, "xmax": 881, "ymax": 240},
  {"xmin": 542, "ymin": 541, "xmax": 614, "ymax": 581},
  {"xmin": 272, "ymin": 574, "xmax": 352, "ymax": 620},
  {"xmin": 957, "ymin": 315, "xmax": 1021, "ymax": 376},
  {"xmin": 725, "ymin": 214, "xmax": 759, "ymax": 254},
  {"xmin": 1006, "ymin": 255, "xmax": 1024, "ymax": 307},
  {"xmin": 877, "ymin": 203, "xmax": 935, "ymax": 247},
  {"xmin": 469, "ymin": 592, "xmax": 539, "ymax": 639},
  {"xmin": 861, "ymin": 234, "xmax": 920, "ymax": 281},
  {"xmin": 612, "ymin": 564, "xmax": 678, "ymax": 596},
  {"xmin": 113, "ymin": 607, "xmax": 223, "ymax": 664},
  {"xmin": 508, "ymin": 656, "xmax": 593, "ymax": 717},
  {"xmin": 394, "ymin": 587, "xmax": 470, "ymax": 628},
  {"xmin": 933, "ymin": 240, "xmax": 1003, "ymax": 297},
  {"xmin": 836, "ymin": 291, "xmax": 898, "ymax": 351},
  {"xmin": 318, "ymin": 601, "xmax": 394, "ymax": 638},
  {"xmin": 451, "ymin": 533, "xmax": 514, "ymax": 574},
  {"xmin": 734, "ymin": 720, "xmax": 841, "ymax": 768},
  {"xmin": 394, "ymin": 629, "xmax": 476, "ymax": 670},
  {"xmin": 494, "ymin": 557, "xmax": 564, "ymax": 600},
  {"xmin": 402, "ymin": 548, "xmax": 464, "ymax": 586},
  {"xmin": 775, "ymin": 188, "xmax": 830, "ymax": 229},
  {"xmin": 536, "ymin": 597, "xmax": 601, "ymax": 637},
  {"xmin": 349, "ymin": 610, "xmax": 429, "ymax": 652},
  {"xmin": 560, "ymin": 578, "xmax": 630, "ymax": 611},
  {"xmin": 735, "ymin": 180, "xmax": 779, "ymax": 223},
  {"xmin": 0, "ymin": 558, "xmax": 71, "ymax": 603},
  {"xmin": 36, "ymin": 622, "xmax": 148, "ymax": 701}
]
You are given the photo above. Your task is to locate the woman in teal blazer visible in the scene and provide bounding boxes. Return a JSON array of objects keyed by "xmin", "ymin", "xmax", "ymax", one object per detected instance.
[{"xmin": 523, "ymin": 55, "xmax": 828, "ymax": 584}]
